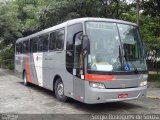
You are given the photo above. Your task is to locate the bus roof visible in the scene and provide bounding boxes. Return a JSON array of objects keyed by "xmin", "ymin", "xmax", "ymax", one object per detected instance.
[{"xmin": 16, "ymin": 17, "xmax": 137, "ymax": 43}]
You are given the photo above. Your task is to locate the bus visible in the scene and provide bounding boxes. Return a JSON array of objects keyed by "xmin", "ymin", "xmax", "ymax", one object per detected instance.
[{"xmin": 15, "ymin": 17, "xmax": 148, "ymax": 104}]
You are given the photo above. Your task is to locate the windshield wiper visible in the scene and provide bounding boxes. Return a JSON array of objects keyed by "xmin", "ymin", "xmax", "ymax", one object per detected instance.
[{"xmin": 118, "ymin": 46, "xmax": 124, "ymax": 70}]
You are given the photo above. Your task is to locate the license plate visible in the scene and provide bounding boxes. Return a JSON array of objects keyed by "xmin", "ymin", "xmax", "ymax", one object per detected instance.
[{"xmin": 118, "ymin": 93, "xmax": 128, "ymax": 98}]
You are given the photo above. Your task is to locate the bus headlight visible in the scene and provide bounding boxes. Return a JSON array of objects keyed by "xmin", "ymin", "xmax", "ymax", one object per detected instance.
[
  {"xmin": 139, "ymin": 81, "xmax": 147, "ymax": 87},
  {"xmin": 89, "ymin": 82, "xmax": 105, "ymax": 89}
]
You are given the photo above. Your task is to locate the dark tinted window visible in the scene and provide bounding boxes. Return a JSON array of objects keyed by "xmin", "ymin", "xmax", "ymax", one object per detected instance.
[
  {"xmin": 49, "ymin": 29, "xmax": 65, "ymax": 50},
  {"xmin": 56, "ymin": 29, "xmax": 65, "ymax": 50},
  {"xmin": 16, "ymin": 42, "xmax": 23, "ymax": 54},
  {"xmin": 39, "ymin": 34, "xmax": 49, "ymax": 52},
  {"xmin": 67, "ymin": 24, "xmax": 83, "ymax": 50},
  {"xmin": 66, "ymin": 24, "xmax": 83, "ymax": 75},
  {"xmin": 49, "ymin": 32, "xmax": 56, "ymax": 50},
  {"xmin": 20, "ymin": 42, "xmax": 23, "ymax": 54},
  {"xmin": 16, "ymin": 43, "xmax": 19, "ymax": 54},
  {"xmin": 23, "ymin": 40, "xmax": 30, "ymax": 53},
  {"xmin": 31, "ymin": 37, "xmax": 38, "ymax": 53},
  {"xmin": 73, "ymin": 31, "xmax": 83, "ymax": 69}
]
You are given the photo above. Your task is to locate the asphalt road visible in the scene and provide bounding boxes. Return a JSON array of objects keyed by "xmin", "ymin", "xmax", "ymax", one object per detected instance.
[{"xmin": 0, "ymin": 68, "xmax": 160, "ymax": 116}]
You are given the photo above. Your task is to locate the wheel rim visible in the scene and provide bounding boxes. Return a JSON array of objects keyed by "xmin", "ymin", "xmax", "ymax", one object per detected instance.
[{"xmin": 57, "ymin": 82, "xmax": 64, "ymax": 97}]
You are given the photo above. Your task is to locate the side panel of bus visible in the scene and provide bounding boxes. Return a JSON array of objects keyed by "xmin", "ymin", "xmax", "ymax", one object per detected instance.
[{"xmin": 15, "ymin": 23, "xmax": 85, "ymax": 101}]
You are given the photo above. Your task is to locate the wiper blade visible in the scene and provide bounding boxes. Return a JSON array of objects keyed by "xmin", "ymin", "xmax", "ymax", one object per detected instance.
[{"xmin": 118, "ymin": 46, "xmax": 124, "ymax": 70}]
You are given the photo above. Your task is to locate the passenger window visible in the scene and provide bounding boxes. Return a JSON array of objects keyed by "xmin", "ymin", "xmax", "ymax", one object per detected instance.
[
  {"xmin": 67, "ymin": 24, "xmax": 83, "ymax": 50},
  {"xmin": 66, "ymin": 23, "xmax": 83, "ymax": 76},
  {"xmin": 17, "ymin": 42, "xmax": 23, "ymax": 54},
  {"xmin": 23, "ymin": 40, "xmax": 30, "ymax": 53},
  {"xmin": 74, "ymin": 31, "xmax": 83, "ymax": 69},
  {"xmin": 56, "ymin": 30, "xmax": 64, "ymax": 50},
  {"xmin": 16, "ymin": 43, "xmax": 18, "ymax": 54},
  {"xmin": 16, "ymin": 43, "xmax": 20, "ymax": 54},
  {"xmin": 39, "ymin": 34, "xmax": 49, "ymax": 52},
  {"xmin": 49, "ymin": 29, "xmax": 65, "ymax": 50},
  {"xmin": 49, "ymin": 32, "xmax": 56, "ymax": 50},
  {"xmin": 31, "ymin": 37, "xmax": 38, "ymax": 53}
]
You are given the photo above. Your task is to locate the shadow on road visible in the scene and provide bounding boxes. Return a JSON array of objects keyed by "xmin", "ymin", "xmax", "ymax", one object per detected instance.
[{"xmin": 18, "ymin": 81, "xmax": 144, "ymax": 113}]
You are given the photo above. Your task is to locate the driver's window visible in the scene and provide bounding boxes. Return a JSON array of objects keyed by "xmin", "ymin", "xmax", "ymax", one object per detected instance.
[
  {"xmin": 66, "ymin": 23, "xmax": 83, "ymax": 75},
  {"xmin": 74, "ymin": 32, "xmax": 83, "ymax": 69}
]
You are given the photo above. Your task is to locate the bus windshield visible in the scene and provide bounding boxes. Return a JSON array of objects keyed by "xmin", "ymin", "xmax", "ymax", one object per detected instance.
[{"xmin": 85, "ymin": 21, "xmax": 147, "ymax": 72}]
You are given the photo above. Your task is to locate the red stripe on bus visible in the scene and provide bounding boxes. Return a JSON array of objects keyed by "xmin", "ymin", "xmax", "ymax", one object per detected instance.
[
  {"xmin": 25, "ymin": 57, "xmax": 32, "ymax": 83},
  {"xmin": 85, "ymin": 74, "xmax": 113, "ymax": 81}
]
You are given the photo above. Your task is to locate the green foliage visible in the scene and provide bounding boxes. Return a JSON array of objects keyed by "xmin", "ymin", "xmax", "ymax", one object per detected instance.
[
  {"xmin": 148, "ymin": 74, "xmax": 160, "ymax": 88},
  {"xmin": 0, "ymin": 47, "xmax": 14, "ymax": 70},
  {"xmin": 0, "ymin": 0, "xmax": 160, "ymax": 70},
  {"xmin": 0, "ymin": 1, "xmax": 22, "ymax": 46},
  {"xmin": 148, "ymin": 74, "xmax": 160, "ymax": 82},
  {"xmin": 140, "ymin": 0, "xmax": 160, "ymax": 69},
  {"xmin": 37, "ymin": 0, "xmax": 129, "ymax": 29}
]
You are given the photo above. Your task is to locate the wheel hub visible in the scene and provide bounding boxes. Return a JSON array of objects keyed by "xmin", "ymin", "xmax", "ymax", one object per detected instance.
[{"xmin": 57, "ymin": 83, "xmax": 64, "ymax": 96}]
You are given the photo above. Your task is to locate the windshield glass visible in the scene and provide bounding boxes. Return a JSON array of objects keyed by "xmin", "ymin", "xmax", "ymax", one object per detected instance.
[
  {"xmin": 85, "ymin": 21, "xmax": 147, "ymax": 72},
  {"xmin": 118, "ymin": 24, "xmax": 146, "ymax": 72}
]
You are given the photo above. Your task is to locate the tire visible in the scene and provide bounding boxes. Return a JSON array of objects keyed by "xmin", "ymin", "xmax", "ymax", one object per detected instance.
[
  {"xmin": 54, "ymin": 78, "xmax": 68, "ymax": 102},
  {"xmin": 23, "ymin": 71, "xmax": 29, "ymax": 86}
]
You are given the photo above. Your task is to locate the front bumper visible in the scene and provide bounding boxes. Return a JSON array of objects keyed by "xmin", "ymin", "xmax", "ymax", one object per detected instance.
[{"xmin": 84, "ymin": 81, "xmax": 147, "ymax": 104}]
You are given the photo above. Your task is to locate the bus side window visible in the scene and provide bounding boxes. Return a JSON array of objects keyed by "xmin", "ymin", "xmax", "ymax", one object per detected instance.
[
  {"xmin": 73, "ymin": 31, "xmax": 83, "ymax": 69},
  {"xmin": 39, "ymin": 34, "xmax": 49, "ymax": 52},
  {"xmin": 23, "ymin": 40, "xmax": 30, "ymax": 53},
  {"xmin": 16, "ymin": 43, "xmax": 20, "ymax": 54},
  {"xmin": 19, "ymin": 42, "xmax": 23, "ymax": 54},
  {"xmin": 49, "ymin": 32, "xmax": 56, "ymax": 50},
  {"xmin": 66, "ymin": 23, "xmax": 83, "ymax": 74},
  {"xmin": 31, "ymin": 37, "xmax": 38, "ymax": 53},
  {"xmin": 66, "ymin": 24, "xmax": 83, "ymax": 51},
  {"xmin": 56, "ymin": 29, "xmax": 65, "ymax": 50}
]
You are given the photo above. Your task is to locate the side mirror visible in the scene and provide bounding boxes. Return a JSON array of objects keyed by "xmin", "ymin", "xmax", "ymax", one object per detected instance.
[{"xmin": 82, "ymin": 34, "xmax": 90, "ymax": 55}]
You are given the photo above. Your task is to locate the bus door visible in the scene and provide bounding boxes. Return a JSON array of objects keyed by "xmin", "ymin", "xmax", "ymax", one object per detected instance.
[
  {"xmin": 33, "ymin": 52, "xmax": 43, "ymax": 86},
  {"xmin": 72, "ymin": 28, "xmax": 85, "ymax": 101},
  {"xmin": 31, "ymin": 37, "xmax": 43, "ymax": 86},
  {"xmin": 66, "ymin": 23, "xmax": 84, "ymax": 101}
]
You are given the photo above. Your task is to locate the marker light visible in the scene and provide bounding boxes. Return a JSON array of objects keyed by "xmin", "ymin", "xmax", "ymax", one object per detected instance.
[
  {"xmin": 89, "ymin": 82, "xmax": 105, "ymax": 89},
  {"xmin": 139, "ymin": 81, "xmax": 147, "ymax": 87}
]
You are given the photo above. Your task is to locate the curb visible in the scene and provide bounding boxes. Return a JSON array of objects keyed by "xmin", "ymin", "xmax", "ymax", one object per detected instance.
[{"xmin": 147, "ymin": 96, "xmax": 160, "ymax": 99}]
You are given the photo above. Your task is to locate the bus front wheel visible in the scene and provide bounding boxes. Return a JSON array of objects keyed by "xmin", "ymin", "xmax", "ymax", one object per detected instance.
[{"xmin": 54, "ymin": 78, "xmax": 68, "ymax": 102}]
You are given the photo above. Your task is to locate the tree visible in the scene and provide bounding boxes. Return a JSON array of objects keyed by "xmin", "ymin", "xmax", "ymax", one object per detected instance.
[
  {"xmin": 0, "ymin": 1, "xmax": 22, "ymax": 69},
  {"xmin": 140, "ymin": 0, "xmax": 160, "ymax": 71},
  {"xmin": 0, "ymin": 1, "xmax": 22, "ymax": 47},
  {"xmin": 36, "ymin": 0, "xmax": 129, "ymax": 29},
  {"xmin": 0, "ymin": 0, "xmax": 160, "ymax": 70}
]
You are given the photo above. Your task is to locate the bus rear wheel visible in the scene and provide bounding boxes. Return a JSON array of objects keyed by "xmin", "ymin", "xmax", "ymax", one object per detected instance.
[
  {"xmin": 54, "ymin": 78, "xmax": 68, "ymax": 102},
  {"xmin": 23, "ymin": 71, "xmax": 29, "ymax": 86}
]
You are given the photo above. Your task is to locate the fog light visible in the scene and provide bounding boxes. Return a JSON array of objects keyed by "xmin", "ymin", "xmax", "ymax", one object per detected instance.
[
  {"xmin": 139, "ymin": 81, "xmax": 147, "ymax": 87},
  {"xmin": 89, "ymin": 82, "xmax": 105, "ymax": 89}
]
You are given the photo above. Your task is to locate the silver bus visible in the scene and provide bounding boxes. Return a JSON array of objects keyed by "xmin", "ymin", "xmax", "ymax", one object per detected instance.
[{"xmin": 15, "ymin": 18, "xmax": 148, "ymax": 104}]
